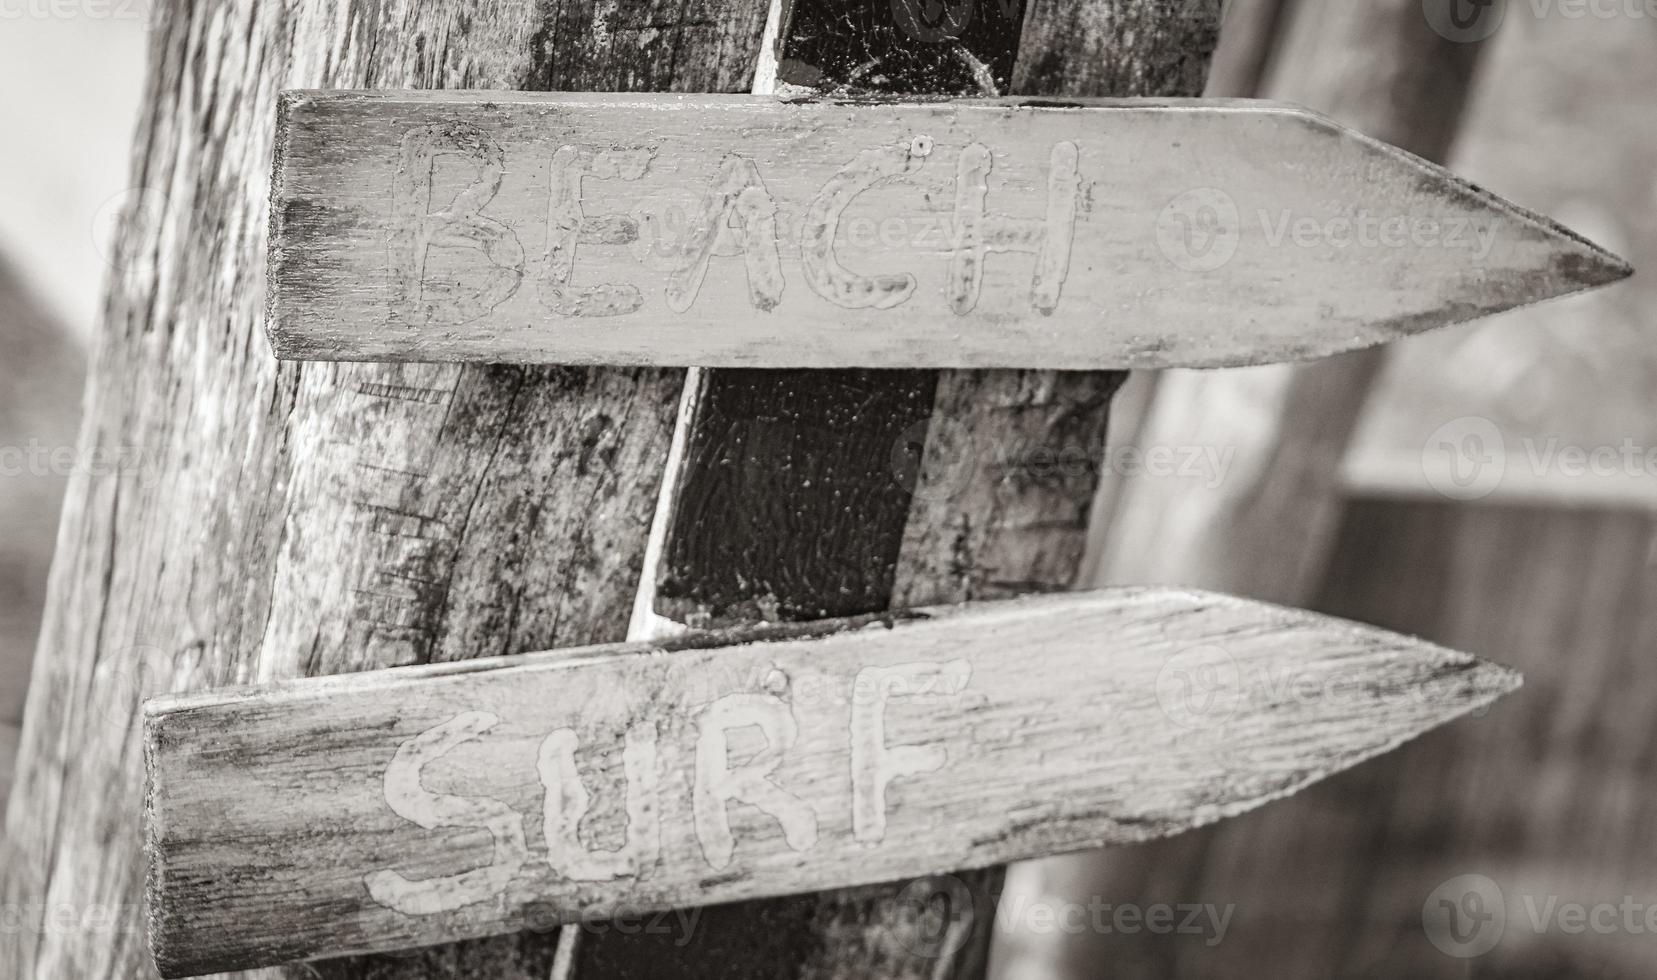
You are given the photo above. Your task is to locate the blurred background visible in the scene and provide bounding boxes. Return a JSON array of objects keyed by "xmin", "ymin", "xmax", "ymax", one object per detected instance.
[{"xmin": 0, "ymin": 1, "xmax": 1650, "ymax": 977}]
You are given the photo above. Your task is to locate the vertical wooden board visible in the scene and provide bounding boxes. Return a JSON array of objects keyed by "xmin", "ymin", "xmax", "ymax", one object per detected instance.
[
  {"xmin": 593, "ymin": 1, "xmax": 1031, "ymax": 976},
  {"xmin": 655, "ymin": 369, "xmax": 939, "ymax": 626},
  {"xmin": 598, "ymin": 2, "xmax": 1222, "ymax": 978},
  {"xmin": 0, "ymin": 3, "xmax": 770, "ymax": 980}
]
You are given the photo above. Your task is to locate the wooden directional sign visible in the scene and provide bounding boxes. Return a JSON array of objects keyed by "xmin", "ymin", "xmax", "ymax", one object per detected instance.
[
  {"xmin": 266, "ymin": 92, "xmax": 1630, "ymax": 370},
  {"xmin": 145, "ymin": 589, "xmax": 1518, "ymax": 977}
]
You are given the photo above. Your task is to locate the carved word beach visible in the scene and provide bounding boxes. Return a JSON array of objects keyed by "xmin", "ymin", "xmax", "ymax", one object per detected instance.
[{"xmin": 266, "ymin": 93, "xmax": 1623, "ymax": 368}]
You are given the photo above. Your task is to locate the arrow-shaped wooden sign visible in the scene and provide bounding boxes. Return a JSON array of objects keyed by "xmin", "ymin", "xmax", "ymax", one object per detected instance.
[
  {"xmin": 145, "ymin": 588, "xmax": 1518, "ymax": 977},
  {"xmin": 266, "ymin": 92, "xmax": 1629, "ymax": 370}
]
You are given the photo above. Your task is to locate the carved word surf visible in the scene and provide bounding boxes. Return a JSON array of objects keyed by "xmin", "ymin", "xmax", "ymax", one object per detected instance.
[
  {"xmin": 367, "ymin": 660, "xmax": 971, "ymax": 917},
  {"xmin": 392, "ymin": 123, "xmax": 1081, "ymax": 325}
]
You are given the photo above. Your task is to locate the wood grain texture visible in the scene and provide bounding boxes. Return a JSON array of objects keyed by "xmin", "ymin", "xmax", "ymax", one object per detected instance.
[
  {"xmin": 268, "ymin": 92, "xmax": 1628, "ymax": 370},
  {"xmin": 1003, "ymin": 4, "xmax": 1506, "ymax": 979},
  {"xmin": 144, "ymin": 588, "xmax": 1519, "ymax": 977},
  {"xmin": 1044, "ymin": 19, "xmax": 1657, "ymax": 980},
  {"xmin": 0, "ymin": 2, "xmax": 771, "ymax": 980},
  {"xmin": 582, "ymin": 3, "xmax": 1031, "ymax": 976},
  {"xmin": 587, "ymin": 4, "xmax": 1224, "ymax": 977}
]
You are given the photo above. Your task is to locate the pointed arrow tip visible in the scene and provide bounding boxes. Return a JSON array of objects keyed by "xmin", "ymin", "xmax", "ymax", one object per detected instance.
[
  {"xmin": 1466, "ymin": 655, "xmax": 1525, "ymax": 705},
  {"xmin": 1556, "ymin": 229, "xmax": 1635, "ymax": 291}
]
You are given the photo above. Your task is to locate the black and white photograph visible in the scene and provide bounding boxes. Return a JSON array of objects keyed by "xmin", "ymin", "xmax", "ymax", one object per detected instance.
[{"xmin": 0, "ymin": 0, "xmax": 1650, "ymax": 977}]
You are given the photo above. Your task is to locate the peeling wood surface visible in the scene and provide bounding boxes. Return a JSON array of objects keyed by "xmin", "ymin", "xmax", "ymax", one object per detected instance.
[
  {"xmin": 0, "ymin": 2, "xmax": 772, "ymax": 979},
  {"xmin": 143, "ymin": 589, "xmax": 1519, "ymax": 977},
  {"xmin": 269, "ymin": 92, "xmax": 1627, "ymax": 370}
]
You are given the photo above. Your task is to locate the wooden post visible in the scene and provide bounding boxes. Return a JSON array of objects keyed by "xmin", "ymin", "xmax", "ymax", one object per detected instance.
[
  {"xmin": 0, "ymin": 2, "xmax": 772, "ymax": 978},
  {"xmin": 563, "ymin": 3, "xmax": 1221, "ymax": 978},
  {"xmin": 0, "ymin": 2, "xmax": 1220, "ymax": 978}
]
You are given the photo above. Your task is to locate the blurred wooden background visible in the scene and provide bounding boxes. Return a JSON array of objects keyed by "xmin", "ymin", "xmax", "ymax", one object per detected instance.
[
  {"xmin": 993, "ymin": 2, "xmax": 1656, "ymax": 978},
  {"xmin": 0, "ymin": 1, "xmax": 1651, "ymax": 977}
]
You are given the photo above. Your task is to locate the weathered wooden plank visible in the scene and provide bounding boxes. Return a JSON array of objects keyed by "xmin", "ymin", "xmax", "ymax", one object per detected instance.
[
  {"xmin": 595, "ymin": 6, "xmax": 1218, "ymax": 977},
  {"xmin": 0, "ymin": 2, "xmax": 773, "ymax": 980},
  {"xmin": 573, "ymin": 5, "xmax": 1028, "ymax": 976},
  {"xmin": 144, "ymin": 588, "xmax": 1518, "ymax": 977},
  {"xmin": 267, "ymin": 92, "xmax": 1629, "ymax": 370},
  {"xmin": 1094, "ymin": 0, "xmax": 1495, "ymax": 603},
  {"xmin": 1009, "ymin": 4, "xmax": 1506, "ymax": 978},
  {"xmin": 1061, "ymin": 17, "xmax": 1657, "ymax": 979}
]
